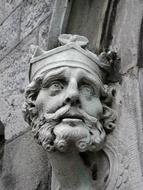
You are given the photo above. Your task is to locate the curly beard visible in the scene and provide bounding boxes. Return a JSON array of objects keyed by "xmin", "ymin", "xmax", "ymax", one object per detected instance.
[{"xmin": 31, "ymin": 105, "xmax": 106, "ymax": 153}]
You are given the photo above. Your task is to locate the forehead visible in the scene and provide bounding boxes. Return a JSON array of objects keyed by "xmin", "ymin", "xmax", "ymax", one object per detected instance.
[{"xmin": 42, "ymin": 66, "xmax": 103, "ymax": 85}]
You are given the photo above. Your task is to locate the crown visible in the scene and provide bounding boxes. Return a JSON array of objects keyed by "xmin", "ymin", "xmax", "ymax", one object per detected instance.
[{"xmin": 29, "ymin": 34, "xmax": 111, "ymax": 82}]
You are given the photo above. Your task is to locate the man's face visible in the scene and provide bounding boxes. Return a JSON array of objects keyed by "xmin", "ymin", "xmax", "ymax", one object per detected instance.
[
  {"xmin": 35, "ymin": 67, "xmax": 103, "ymax": 120},
  {"xmin": 34, "ymin": 66, "xmax": 105, "ymax": 152}
]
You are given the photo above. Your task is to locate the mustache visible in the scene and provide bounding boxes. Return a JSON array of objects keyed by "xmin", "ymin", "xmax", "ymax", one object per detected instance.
[
  {"xmin": 44, "ymin": 105, "xmax": 98, "ymax": 126},
  {"xmin": 44, "ymin": 104, "xmax": 70, "ymax": 122},
  {"xmin": 43, "ymin": 105, "xmax": 103, "ymax": 138}
]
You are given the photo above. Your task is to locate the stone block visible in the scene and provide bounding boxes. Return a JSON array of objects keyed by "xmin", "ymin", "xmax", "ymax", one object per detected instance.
[
  {"xmin": 111, "ymin": 69, "xmax": 143, "ymax": 189},
  {"xmin": 20, "ymin": 0, "xmax": 54, "ymax": 41},
  {"xmin": 0, "ymin": 5, "xmax": 21, "ymax": 61},
  {"xmin": 0, "ymin": 0, "xmax": 22, "ymax": 24},
  {"xmin": 138, "ymin": 68, "xmax": 143, "ymax": 170},
  {"xmin": 111, "ymin": 0, "xmax": 143, "ymax": 74},
  {"xmin": 66, "ymin": 0, "xmax": 109, "ymax": 52},
  {"xmin": 0, "ymin": 0, "xmax": 55, "ymax": 140},
  {"xmin": 0, "ymin": 130, "xmax": 51, "ymax": 190},
  {"xmin": 38, "ymin": 16, "xmax": 52, "ymax": 50},
  {"xmin": 0, "ymin": 32, "xmax": 37, "ymax": 140}
]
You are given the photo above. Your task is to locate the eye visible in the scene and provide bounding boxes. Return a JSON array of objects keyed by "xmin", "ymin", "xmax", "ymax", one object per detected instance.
[
  {"xmin": 50, "ymin": 81, "xmax": 64, "ymax": 90},
  {"xmin": 48, "ymin": 81, "xmax": 64, "ymax": 95},
  {"xmin": 80, "ymin": 85, "xmax": 94, "ymax": 97}
]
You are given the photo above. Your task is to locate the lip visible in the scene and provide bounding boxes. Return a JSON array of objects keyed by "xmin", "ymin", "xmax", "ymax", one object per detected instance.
[
  {"xmin": 62, "ymin": 118, "xmax": 83, "ymax": 122},
  {"xmin": 61, "ymin": 118, "xmax": 83, "ymax": 126},
  {"xmin": 60, "ymin": 114, "xmax": 84, "ymax": 122}
]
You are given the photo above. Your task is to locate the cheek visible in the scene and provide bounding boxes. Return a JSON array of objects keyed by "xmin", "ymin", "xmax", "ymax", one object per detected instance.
[
  {"xmin": 81, "ymin": 96, "xmax": 103, "ymax": 118},
  {"xmin": 35, "ymin": 91, "xmax": 47, "ymax": 115},
  {"xmin": 35, "ymin": 90, "xmax": 64, "ymax": 114}
]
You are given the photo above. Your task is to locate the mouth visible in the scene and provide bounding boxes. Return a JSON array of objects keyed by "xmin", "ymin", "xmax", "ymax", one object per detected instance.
[
  {"xmin": 59, "ymin": 114, "xmax": 84, "ymax": 123},
  {"xmin": 62, "ymin": 118, "xmax": 83, "ymax": 122}
]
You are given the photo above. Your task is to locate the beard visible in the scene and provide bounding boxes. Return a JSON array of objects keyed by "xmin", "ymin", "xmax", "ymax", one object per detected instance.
[{"xmin": 31, "ymin": 104, "xmax": 106, "ymax": 152}]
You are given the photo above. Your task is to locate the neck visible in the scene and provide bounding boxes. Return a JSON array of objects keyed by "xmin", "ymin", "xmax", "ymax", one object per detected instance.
[{"xmin": 48, "ymin": 148, "xmax": 96, "ymax": 190}]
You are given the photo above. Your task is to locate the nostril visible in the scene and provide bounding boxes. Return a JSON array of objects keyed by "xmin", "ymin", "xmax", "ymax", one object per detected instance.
[
  {"xmin": 71, "ymin": 99, "xmax": 81, "ymax": 106},
  {"xmin": 75, "ymin": 99, "xmax": 80, "ymax": 105},
  {"xmin": 65, "ymin": 97, "xmax": 71, "ymax": 103}
]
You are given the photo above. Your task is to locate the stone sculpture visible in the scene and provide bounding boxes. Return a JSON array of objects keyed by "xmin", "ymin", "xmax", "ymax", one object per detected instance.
[{"xmin": 23, "ymin": 34, "xmax": 117, "ymax": 190}]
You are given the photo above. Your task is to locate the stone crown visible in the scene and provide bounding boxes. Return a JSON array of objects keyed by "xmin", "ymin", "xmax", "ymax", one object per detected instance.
[{"xmin": 29, "ymin": 34, "xmax": 110, "ymax": 82}]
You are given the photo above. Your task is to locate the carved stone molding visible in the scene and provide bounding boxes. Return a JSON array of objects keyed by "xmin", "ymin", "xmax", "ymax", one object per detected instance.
[{"xmin": 99, "ymin": 133, "xmax": 131, "ymax": 190}]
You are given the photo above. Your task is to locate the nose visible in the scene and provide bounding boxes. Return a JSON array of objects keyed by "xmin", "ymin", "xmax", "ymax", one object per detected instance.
[{"xmin": 64, "ymin": 79, "xmax": 80, "ymax": 106}]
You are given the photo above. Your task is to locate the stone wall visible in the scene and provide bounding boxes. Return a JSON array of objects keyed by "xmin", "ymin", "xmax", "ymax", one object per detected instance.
[
  {"xmin": 0, "ymin": 0, "xmax": 55, "ymax": 140},
  {"xmin": 110, "ymin": 0, "xmax": 143, "ymax": 188},
  {"xmin": 0, "ymin": 0, "xmax": 55, "ymax": 189}
]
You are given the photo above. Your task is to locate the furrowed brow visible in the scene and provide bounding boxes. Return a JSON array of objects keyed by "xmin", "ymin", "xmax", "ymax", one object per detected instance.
[
  {"xmin": 78, "ymin": 70, "xmax": 103, "ymax": 87},
  {"xmin": 42, "ymin": 67, "xmax": 66, "ymax": 85}
]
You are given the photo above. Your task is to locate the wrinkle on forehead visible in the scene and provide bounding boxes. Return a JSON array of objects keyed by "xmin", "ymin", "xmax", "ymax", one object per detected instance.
[
  {"xmin": 42, "ymin": 67, "xmax": 67, "ymax": 85},
  {"xmin": 74, "ymin": 68, "xmax": 103, "ymax": 86},
  {"xmin": 41, "ymin": 66, "xmax": 103, "ymax": 87}
]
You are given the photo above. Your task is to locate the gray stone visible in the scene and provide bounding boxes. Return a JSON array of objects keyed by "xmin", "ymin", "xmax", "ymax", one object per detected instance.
[
  {"xmin": 38, "ymin": 17, "xmax": 53, "ymax": 50},
  {"xmin": 0, "ymin": 5, "xmax": 21, "ymax": 61},
  {"xmin": 0, "ymin": 0, "xmax": 22, "ymax": 25},
  {"xmin": 111, "ymin": 0, "xmax": 143, "ymax": 74},
  {"xmin": 0, "ymin": 130, "xmax": 51, "ymax": 190},
  {"xmin": 0, "ymin": 0, "xmax": 55, "ymax": 140},
  {"xmin": 46, "ymin": 0, "xmax": 72, "ymax": 50},
  {"xmin": 0, "ymin": 0, "xmax": 55, "ymax": 61},
  {"xmin": 20, "ymin": 0, "xmax": 54, "ymax": 41},
  {"xmin": 138, "ymin": 68, "xmax": 143, "ymax": 171},
  {"xmin": 110, "ymin": 1, "xmax": 143, "ymax": 187},
  {"xmin": 66, "ymin": 0, "xmax": 110, "ymax": 52},
  {"xmin": 110, "ymin": 68, "xmax": 143, "ymax": 189},
  {"xmin": 0, "ymin": 32, "xmax": 37, "ymax": 140}
]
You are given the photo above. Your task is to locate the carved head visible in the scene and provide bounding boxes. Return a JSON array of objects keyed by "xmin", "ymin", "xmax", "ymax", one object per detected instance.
[{"xmin": 23, "ymin": 34, "xmax": 117, "ymax": 152}]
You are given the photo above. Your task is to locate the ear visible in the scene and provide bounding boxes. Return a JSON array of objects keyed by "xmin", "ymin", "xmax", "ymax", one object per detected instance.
[{"xmin": 30, "ymin": 45, "xmax": 46, "ymax": 58}]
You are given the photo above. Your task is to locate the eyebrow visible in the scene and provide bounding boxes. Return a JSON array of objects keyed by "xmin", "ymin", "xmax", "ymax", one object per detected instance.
[
  {"xmin": 77, "ymin": 70, "xmax": 103, "ymax": 87},
  {"xmin": 42, "ymin": 67, "xmax": 67, "ymax": 85}
]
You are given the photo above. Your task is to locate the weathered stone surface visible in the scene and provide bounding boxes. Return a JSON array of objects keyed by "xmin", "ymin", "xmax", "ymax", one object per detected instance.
[
  {"xmin": 0, "ymin": 120, "xmax": 5, "ymax": 175},
  {"xmin": 0, "ymin": 130, "xmax": 51, "ymax": 190},
  {"xmin": 38, "ymin": 17, "xmax": 52, "ymax": 50},
  {"xmin": 137, "ymin": 18, "xmax": 143, "ymax": 68},
  {"xmin": 0, "ymin": 0, "xmax": 55, "ymax": 61},
  {"xmin": 66, "ymin": 0, "xmax": 110, "ymax": 52},
  {"xmin": 0, "ymin": 32, "xmax": 37, "ymax": 140},
  {"xmin": 111, "ymin": 0, "xmax": 143, "ymax": 73},
  {"xmin": 138, "ymin": 68, "xmax": 143, "ymax": 172},
  {"xmin": 0, "ymin": 0, "xmax": 55, "ymax": 140},
  {"xmin": 46, "ymin": 0, "xmax": 72, "ymax": 50},
  {"xmin": 20, "ymin": 0, "xmax": 54, "ymax": 41},
  {"xmin": 110, "ymin": 69, "xmax": 143, "ymax": 189},
  {"xmin": 0, "ymin": 5, "xmax": 21, "ymax": 61},
  {"xmin": 110, "ymin": 1, "xmax": 143, "ymax": 186},
  {"xmin": 0, "ymin": 0, "xmax": 22, "ymax": 25}
]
